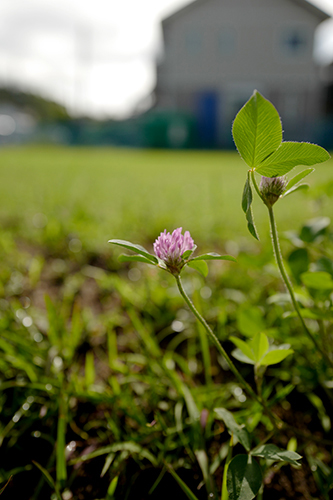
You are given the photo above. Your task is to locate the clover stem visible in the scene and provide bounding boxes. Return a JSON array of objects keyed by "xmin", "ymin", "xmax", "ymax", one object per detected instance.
[
  {"xmin": 267, "ymin": 205, "xmax": 333, "ymax": 366},
  {"xmin": 175, "ymin": 275, "xmax": 276, "ymax": 416},
  {"xmin": 250, "ymin": 170, "xmax": 263, "ymax": 200}
]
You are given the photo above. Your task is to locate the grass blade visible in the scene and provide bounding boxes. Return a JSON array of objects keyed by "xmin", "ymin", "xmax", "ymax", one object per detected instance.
[
  {"xmin": 167, "ymin": 465, "xmax": 200, "ymax": 500},
  {"xmin": 32, "ymin": 461, "xmax": 62, "ymax": 500},
  {"xmin": 56, "ymin": 392, "xmax": 67, "ymax": 489},
  {"xmin": 0, "ymin": 476, "xmax": 12, "ymax": 496}
]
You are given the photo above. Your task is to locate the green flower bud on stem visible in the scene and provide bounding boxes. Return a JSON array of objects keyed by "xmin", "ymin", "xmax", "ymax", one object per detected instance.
[{"xmin": 259, "ymin": 176, "xmax": 287, "ymax": 207}]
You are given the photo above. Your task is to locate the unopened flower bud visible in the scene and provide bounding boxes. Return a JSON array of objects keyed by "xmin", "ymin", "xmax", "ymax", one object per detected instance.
[{"xmin": 259, "ymin": 176, "xmax": 287, "ymax": 207}]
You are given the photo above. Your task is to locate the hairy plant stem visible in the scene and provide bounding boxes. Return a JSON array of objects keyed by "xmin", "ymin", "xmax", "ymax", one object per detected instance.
[
  {"xmin": 250, "ymin": 170, "xmax": 333, "ymax": 367},
  {"xmin": 267, "ymin": 205, "xmax": 333, "ymax": 366},
  {"xmin": 175, "ymin": 275, "xmax": 279, "ymax": 428}
]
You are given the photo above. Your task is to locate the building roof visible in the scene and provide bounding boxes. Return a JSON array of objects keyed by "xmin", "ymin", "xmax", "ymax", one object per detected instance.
[{"xmin": 162, "ymin": 0, "xmax": 331, "ymax": 25}]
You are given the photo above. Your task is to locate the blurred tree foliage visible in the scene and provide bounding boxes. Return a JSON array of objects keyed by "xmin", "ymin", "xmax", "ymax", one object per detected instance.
[{"xmin": 0, "ymin": 87, "xmax": 70, "ymax": 121}]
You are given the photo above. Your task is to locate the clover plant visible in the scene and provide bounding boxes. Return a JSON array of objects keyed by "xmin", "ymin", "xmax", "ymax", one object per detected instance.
[
  {"xmin": 109, "ymin": 90, "xmax": 332, "ymax": 500},
  {"xmin": 232, "ymin": 90, "xmax": 332, "ymax": 368}
]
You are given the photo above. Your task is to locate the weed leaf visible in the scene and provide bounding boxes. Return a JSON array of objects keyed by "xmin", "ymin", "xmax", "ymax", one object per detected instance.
[
  {"xmin": 215, "ymin": 408, "xmax": 251, "ymax": 451},
  {"xmin": 227, "ymin": 454, "xmax": 262, "ymax": 500},
  {"xmin": 252, "ymin": 444, "xmax": 302, "ymax": 467}
]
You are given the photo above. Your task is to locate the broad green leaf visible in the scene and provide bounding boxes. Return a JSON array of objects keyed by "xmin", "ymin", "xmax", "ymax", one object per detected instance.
[
  {"xmin": 187, "ymin": 260, "xmax": 208, "ymax": 277},
  {"xmin": 252, "ymin": 444, "xmax": 302, "ymax": 467},
  {"xmin": 118, "ymin": 254, "xmax": 155, "ymax": 265},
  {"xmin": 259, "ymin": 348, "xmax": 293, "ymax": 366},
  {"xmin": 214, "ymin": 408, "xmax": 251, "ymax": 451},
  {"xmin": 284, "ymin": 168, "xmax": 314, "ymax": 192},
  {"xmin": 190, "ymin": 253, "xmax": 236, "ymax": 262},
  {"xmin": 227, "ymin": 455, "xmax": 262, "ymax": 500},
  {"xmin": 283, "ymin": 184, "xmax": 309, "ymax": 198},
  {"xmin": 108, "ymin": 239, "xmax": 158, "ymax": 263},
  {"xmin": 256, "ymin": 142, "xmax": 330, "ymax": 177},
  {"xmin": 301, "ymin": 271, "xmax": 333, "ymax": 290},
  {"xmin": 232, "ymin": 90, "xmax": 282, "ymax": 168},
  {"xmin": 230, "ymin": 336, "xmax": 255, "ymax": 363},
  {"xmin": 250, "ymin": 333, "xmax": 269, "ymax": 363},
  {"xmin": 242, "ymin": 173, "xmax": 259, "ymax": 240}
]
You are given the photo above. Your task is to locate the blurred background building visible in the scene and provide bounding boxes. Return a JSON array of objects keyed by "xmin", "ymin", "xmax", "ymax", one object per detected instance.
[
  {"xmin": 155, "ymin": 0, "xmax": 332, "ymax": 148},
  {"xmin": 0, "ymin": 0, "xmax": 333, "ymax": 148}
]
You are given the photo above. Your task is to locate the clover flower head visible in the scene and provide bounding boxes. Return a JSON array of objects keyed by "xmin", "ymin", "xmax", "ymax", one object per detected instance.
[
  {"xmin": 153, "ymin": 227, "xmax": 194, "ymax": 274},
  {"xmin": 259, "ymin": 175, "xmax": 287, "ymax": 207}
]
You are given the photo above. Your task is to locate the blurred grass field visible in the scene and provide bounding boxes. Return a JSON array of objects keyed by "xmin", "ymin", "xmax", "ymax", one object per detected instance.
[
  {"xmin": 0, "ymin": 145, "xmax": 333, "ymax": 498},
  {"xmin": 1, "ymin": 145, "xmax": 333, "ymax": 252}
]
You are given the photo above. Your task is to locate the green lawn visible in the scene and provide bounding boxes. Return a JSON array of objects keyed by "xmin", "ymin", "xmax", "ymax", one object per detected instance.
[
  {"xmin": 0, "ymin": 145, "xmax": 332, "ymax": 498},
  {"xmin": 1, "ymin": 145, "xmax": 332, "ymax": 252}
]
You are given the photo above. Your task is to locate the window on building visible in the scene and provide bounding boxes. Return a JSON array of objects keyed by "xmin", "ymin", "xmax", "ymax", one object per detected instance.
[
  {"xmin": 185, "ymin": 31, "xmax": 203, "ymax": 54},
  {"xmin": 217, "ymin": 27, "xmax": 236, "ymax": 55},
  {"xmin": 281, "ymin": 28, "xmax": 308, "ymax": 56}
]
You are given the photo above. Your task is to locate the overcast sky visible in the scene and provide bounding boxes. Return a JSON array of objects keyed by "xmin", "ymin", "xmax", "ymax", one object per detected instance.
[{"xmin": 0, "ymin": 0, "xmax": 332, "ymax": 119}]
